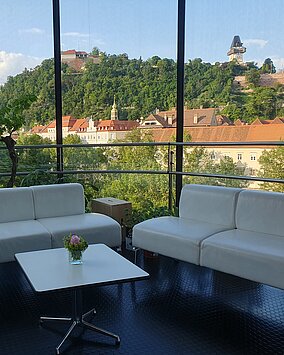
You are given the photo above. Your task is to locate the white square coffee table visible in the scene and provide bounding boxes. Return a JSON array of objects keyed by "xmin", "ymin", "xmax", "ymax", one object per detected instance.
[{"xmin": 15, "ymin": 244, "xmax": 149, "ymax": 354}]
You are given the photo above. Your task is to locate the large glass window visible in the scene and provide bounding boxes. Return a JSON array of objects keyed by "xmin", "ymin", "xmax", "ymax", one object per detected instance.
[
  {"xmin": 59, "ymin": 0, "xmax": 177, "ymax": 218},
  {"xmin": 0, "ymin": 1, "xmax": 55, "ymax": 187},
  {"xmin": 184, "ymin": 0, "xmax": 284, "ymax": 190}
]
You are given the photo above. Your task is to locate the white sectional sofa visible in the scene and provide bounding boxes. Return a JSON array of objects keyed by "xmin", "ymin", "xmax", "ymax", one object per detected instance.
[
  {"xmin": 133, "ymin": 184, "xmax": 284, "ymax": 290},
  {"xmin": 0, "ymin": 183, "xmax": 121, "ymax": 263}
]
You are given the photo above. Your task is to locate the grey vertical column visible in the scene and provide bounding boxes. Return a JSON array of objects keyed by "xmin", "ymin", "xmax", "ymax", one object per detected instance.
[
  {"xmin": 52, "ymin": 0, "xmax": 63, "ymax": 179},
  {"xmin": 176, "ymin": 0, "xmax": 186, "ymax": 207}
]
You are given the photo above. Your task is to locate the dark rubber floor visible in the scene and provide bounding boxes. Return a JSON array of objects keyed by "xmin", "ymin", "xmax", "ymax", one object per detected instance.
[{"xmin": 0, "ymin": 248, "xmax": 284, "ymax": 354}]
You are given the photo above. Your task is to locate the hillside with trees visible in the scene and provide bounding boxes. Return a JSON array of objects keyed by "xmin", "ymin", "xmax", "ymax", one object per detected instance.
[{"xmin": 1, "ymin": 53, "xmax": 283, "ymax": 129}]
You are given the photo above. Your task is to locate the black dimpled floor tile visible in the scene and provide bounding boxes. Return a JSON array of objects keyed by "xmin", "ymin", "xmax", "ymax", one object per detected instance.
[{"xmin": 0, "ymin": 249, "xmax": 284, "ymax": 354}]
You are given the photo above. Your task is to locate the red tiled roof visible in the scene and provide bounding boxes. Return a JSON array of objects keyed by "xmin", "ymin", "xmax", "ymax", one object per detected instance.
[
  {"xmin": 46, "ymin": 116, "xmax": 76, "ymax": 129},
  {"xmin": 97, "ymin": 120, "xmax": 139, "ymax": 130},
  {"xmin": 272, "ymin": 117, "xmax": 284, "ymax": 124},
  {"xmin": 61, "ymin": 50, "xmax": 76, "ymax": 55},
  {"xmin": 62, "ymin": 59, "xmax": 85, "ymax": 71},
  {"xmin": 61, "ymin": 50, "xmax": 87, "ymax": 55},
  {"xmin": 69, "ymin": 118, "xmax": 88, "ymax": 131},
  {"xmin": 143, "ymin": 114, "xmax": 170, "ymax": 127},
  {"xmin": 150, "ymin": 124, "xmax": 284, "ymax": 144},
  {"xmin": 46, "ymin": 120, "xmax": 55, "ymax": 129},
  {"xmin": 30, "ymin": 125, "xmax": 45, "ymax": 133},
  {"xmin": 183, "ymin": 108, "xmax": 217, "ymax": 127},
  {"xmin": 251, "ymin": 118, "xmax": 273, "ymax": 125},
  {"xmin": 76, "ymin": 51, "xmax": 88, "ymax": 55},
  {"xmin": 234, "ymin": 119, "xmax": 246, "ymax": 126},
  {"xmin": 143, "ymin": 108, "xmax": 227, "ymax": 127}
]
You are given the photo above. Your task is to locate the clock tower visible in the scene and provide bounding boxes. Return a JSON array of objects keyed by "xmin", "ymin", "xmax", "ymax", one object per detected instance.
[{"xmin": 227, "ymin": 35, "xmax": 246, "ymax": 64}]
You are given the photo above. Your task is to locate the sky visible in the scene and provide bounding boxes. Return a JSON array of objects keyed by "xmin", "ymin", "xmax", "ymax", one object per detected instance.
[{"xmin": 0, "ymin": 0, "xmax": 284, "ymax": 85}]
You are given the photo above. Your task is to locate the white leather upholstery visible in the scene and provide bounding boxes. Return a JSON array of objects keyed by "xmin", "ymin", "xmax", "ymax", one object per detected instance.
[
  {"xmin": 179, "ymin": 184, "xmax": 241, "ymax": 228},
  {"xmin": 0, "ymin": 183, "xmax": 122, "ymax": 263},
  {"xmin": 201, "ymin": 229, "xmax": 284, "ymax": 290},
  {"xmin": 0, "ymin": 187, "xmax": 35, "ymax": 222},
  {"xmin": 133, "ymin": 216, "xmax": 233, "ymax": 265},
  {"xmin": 133, "ymin": 184, "xmax": 242, "ymax": 264},
  {"xmin": 0, "ymin": 220, "xmax": 51, "ymax": 263},
  {"xmin": 32, "ymin": 183, "xmax": 85, "ymax": 219},
  {"xmin": 236, "ymin": 189, "xmax": 284, "ymax": 236},
  {"xmin": 38, "ymin": 213, "xmax": 121, "ymax": 248}
]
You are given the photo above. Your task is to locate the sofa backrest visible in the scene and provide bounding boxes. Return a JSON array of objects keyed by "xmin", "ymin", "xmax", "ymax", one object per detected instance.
[
  {"xmin": 0, "ymin": 187, "xmax": 35, "ymax": 222},
  {"xmin": 179, "ymin": 184, "xmax": 242, "ymax": 228},
  {"xmin": 236, "ymin": 189, "xmax": 284, "ymax": 236},
  {"xmin": 32, "ymin": 183, "xmax": 85, "ymax": 219}
]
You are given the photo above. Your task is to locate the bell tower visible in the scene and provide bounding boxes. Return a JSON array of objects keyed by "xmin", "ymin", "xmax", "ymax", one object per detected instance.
[
  {"xmin": 227, "ymin": 35, "xmax": 246, "ymax": 64},
  {"xmin": 111, "ymin": 96, "xmax": 118, "ymax": 120}
]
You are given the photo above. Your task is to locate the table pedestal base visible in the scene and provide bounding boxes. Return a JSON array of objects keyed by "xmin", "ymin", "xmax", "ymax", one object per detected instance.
[{"xmin": 40, "ymin": 289, "xmax": 120, "ymax": 354}]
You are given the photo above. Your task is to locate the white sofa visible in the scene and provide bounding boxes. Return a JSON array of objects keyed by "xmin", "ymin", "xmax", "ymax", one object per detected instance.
[
  {"xmin": 0, "ymin": 183, "xmax": 121, "ymax": 263},
  {"xmin": 133, "ymin": 184, "xmax": 284, "ymax": 290}
]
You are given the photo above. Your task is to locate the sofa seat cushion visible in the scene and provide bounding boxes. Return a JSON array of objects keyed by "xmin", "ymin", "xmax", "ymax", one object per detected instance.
[
  {"xmin": 37, "ymin": 213, "xmax": 121, "ymax": 248},
  {"xmin": 0, "ymin": 220, "xmax": 51, "ymax": 263},
  {"xmin": 133, "ymin": 216, "xmax": 232, "ymax": 265},
  {"xmin": 201, "ymin": 229, "xmax": 284, "ymax": 289}
]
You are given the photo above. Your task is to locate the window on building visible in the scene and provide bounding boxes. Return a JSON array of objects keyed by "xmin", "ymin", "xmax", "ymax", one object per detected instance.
[
  {"xmin": 250, "ymin": 154, "xmax": 257, "ymax": 161},
  {"xmin": 237, "ymin": 153, "xmax": 242, "ymax": 160}
]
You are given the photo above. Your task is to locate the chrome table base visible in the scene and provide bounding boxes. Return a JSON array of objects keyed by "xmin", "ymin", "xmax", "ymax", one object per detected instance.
[{"xmin": 40, "ymin": 289, "xmax": 120, "ymax": 354}]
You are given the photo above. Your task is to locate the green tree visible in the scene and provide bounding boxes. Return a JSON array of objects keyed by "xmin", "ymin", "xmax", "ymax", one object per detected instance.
[
  {"xmin": 260, "ymin": 58, "xmax": 276, "ymax": 74},
  {"xmin": 245, "ymin": 68, "xmax": 261, "ymax": 87},
  {"xmin": 183, "ymin": 148, "xmax": 248, "ymax": 188},
  {"xmin": 17, "ymin": 134, "xmax": 53, "ymax": 172},
  {"xmin": 221, "ymin": 103, "xmax": 243, "ymax": 121},
  {"xmin": 91, "ymin": 47, "xmax": 100, "ymax": 56},
  {"xmin": 97, "ymin": 129, "xmax": 169, "ymax": 224},
  {"xmin": 209, "ymin": 156, "xmax": 248, "ymax": 188},
  {"xmin": 61, "ymin": 134, "xmax": 107, "ymax": 171},
  {"xmin": 0, "ymin": 95, "xmax": 35, "ymax": 187},
  {"xmin": 244, "ymin": 87, "xmax": 277, "ymax": 121},
  {"xmin": 258, "ymin": 146, "xmax": 284, "ymax": 192}
]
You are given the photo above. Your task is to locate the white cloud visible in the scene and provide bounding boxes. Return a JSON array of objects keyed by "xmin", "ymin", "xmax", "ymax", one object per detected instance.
[
  {"xmin": 243, "ymin": 39, "xmax": 268, "ymax": 49},
  {"xmin": 270, "ymin": 56, "xmax": 284, "ymax": 71},
  {"xmin": 63, "ymin": 32, "xmax": 89, "ymax": 38},
  {"xmin": 0, "ymin": 51, "xmax": 42, "ymax": 85},
  {"xmin": 247, "ymin": 55, "xmax": 284, "ymax": 71},
  {"xmin": 19, "ymin": 27, "xmax": 45, "ymax": 35}
]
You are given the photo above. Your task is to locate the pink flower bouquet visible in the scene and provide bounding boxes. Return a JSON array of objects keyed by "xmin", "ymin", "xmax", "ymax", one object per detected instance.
[{"xmin": 63, "ymin": 233, "xmax": 88, "ymax": 264}]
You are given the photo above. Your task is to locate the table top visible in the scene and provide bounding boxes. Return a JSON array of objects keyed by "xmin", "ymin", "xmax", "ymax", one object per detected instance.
[{"xmin": 15, "ymin": 244, "xmax": 149, "ymax": 292}]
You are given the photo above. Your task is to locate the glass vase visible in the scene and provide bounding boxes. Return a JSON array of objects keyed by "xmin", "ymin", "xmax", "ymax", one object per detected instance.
[{"xmin": 69, "ymin": 250, "xmax": 83, "ymax": 265}]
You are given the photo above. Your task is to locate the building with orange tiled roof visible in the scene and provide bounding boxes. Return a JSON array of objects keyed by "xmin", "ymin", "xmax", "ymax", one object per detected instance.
[
  {"xmin": 29, "ymin": 99, "xmax": 139, "ymax": 144},
  {"xmin": 30, "ymin": 125, "xmax": 45, "ymax": 134},
  {"xmin": 39, "ymin": 116, "xmax": 77, "ymax": 141},
  {"xmin": 149, "ymin": 120, "xmax": 284, "ymax": 187},
  {"xmin": 140, "ymin": 107, "xmax": 232, "ymax": 128},
  {"xmin": 61, "ymin": 49, "xmax": 101, "ymax": 71}
]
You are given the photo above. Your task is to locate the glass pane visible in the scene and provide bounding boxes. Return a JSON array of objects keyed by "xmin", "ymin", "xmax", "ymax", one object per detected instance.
[
  {"xmin": 185, "ymin": 0, "xmax": 284, "ymax": 190},
  {"xmin": 0, "ymin": 0, "xmax": 55, "ymax": 187},
  {"xmin": 60, "ymin": 0, "xmax": 177, "ymax": 218}
]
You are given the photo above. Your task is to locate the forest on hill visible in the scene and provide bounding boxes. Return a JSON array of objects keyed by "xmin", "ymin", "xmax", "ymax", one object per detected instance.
[{"xmin": 0, "ymin": 52, "xmax": 284, "ymax": 129}]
